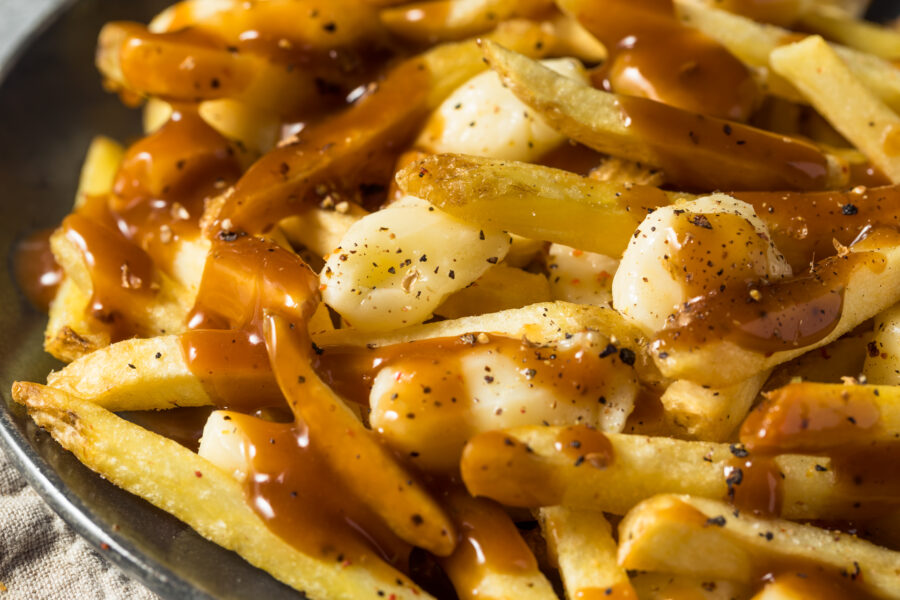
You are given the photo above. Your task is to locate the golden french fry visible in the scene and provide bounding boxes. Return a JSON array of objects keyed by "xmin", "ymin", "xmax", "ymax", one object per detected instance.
[
  {"xmin": 11, "ymin": 382, "xmax": 428, "ymax": 600},
  {"xmin": 864, "ymin": 303, "xmax": 900, "ymax": 385},
  {"xmin": 461, "ymin": 425, "xmax": 879, "ymax": 520},
  {"xmin": 264, "ymin": 313, "xmax": 457, "ymax": 556},
  {"xmin": 770, "ymin": 36, "xmax": 900, "ymax": 183},
  {"xmin": 44, "ymin": 277, "xmax": 110, "ymax": 363},
  {"xmin": 398, "ymin": 153, "xmax": 675, "ymax": 257},
  {"xmin": 619, "ymin": 494, "xmax": 900, "ymax": 600},
  {"xmin": 653, "ymin": 240, "xmax": 900, "ymax": 387},
  {"xmin": 800, "ymin": 5, "xmax": 900, "ymax": 60},
  {"xmin": 434, "ymin": 265, "xmax": 552, "ymax": 320},
  {"xmin": 279, "ymin": 204, "xmax": 368, "ymax": 259},
  {"xmin": 675, "ymin": 1, "xmax": 900, "ymax": 114},
  {"xmin": 439, "ymin": 492, "xmax": 556, "ymax": 600},
  {"xmin": 538, "ymin": 506, "xmax": 636, "ymax": 599},
  {"xmin": 313, "ymin": 300, "xmax": 657, "ymax": 383},
  {"xmin": 75, "ymin": 136, "xmax": 124, "ymax": 209},
  {"xmin": 630, "ymin": 572, "xmax": 751, "ymax": 600},
  {"xmin": 480, "ymin": 40, "xmax": 848, "ymax": 191},
  {"xmin": 659, "ymin": 371, "xmax": 769, "ymax": 442},
  {"xmin": 209, "ymin": 30, "xmax": 555, "ymax": 236}
]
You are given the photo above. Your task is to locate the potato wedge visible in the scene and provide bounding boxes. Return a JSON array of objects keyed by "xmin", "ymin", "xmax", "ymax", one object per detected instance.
[{"xmin": 10, "ymin": 382, "xmax": 427, "ymax": 600}]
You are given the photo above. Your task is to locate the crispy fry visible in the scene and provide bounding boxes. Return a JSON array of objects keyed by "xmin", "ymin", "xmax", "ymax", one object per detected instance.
[
  {"xmin": 800, "ymin": 4, "xmax": 900, "ymax": 60},
  {"xmin": 538, "ymin": 507, "xmax": 636, "ymax": 599},
  {"xmin": 75, "ymin": 136, "xmax": 124, "ymax": 210},
  {"xmin": 618, "ymin": 494, "xmax": 900, "ymax": 599},
  {"xmin": 264, "ymin": 313, "xmax": 457, "ymax": 556},
  {"xmin": 398, "ymin": 153, "xmax": 675, "ymax": 257},
  {"xmin": 461, "ymin": 425, "xmax": 872, "ymax": 520},
  {"xmin": 480, "ymin": 40, "xmax": 849, "ymax": 191},
  {"xmin": 11, "ymin": 382, "xmax": 427, "ymax": 600},
  {"xmin": 660, "ymin": 371, "xmax": 769, "ymax": 442},
  {"xmin": 439, "ymin": 492, "xmax": 556, "ymax": 600},
  {"xmin": 653, "ymin": 241, "xmax": 900, "ymax": 387},
  {"xmin": 675, "ymin": 1, "xmax": 900, "ymax": 114},
  {"xmin": 770, "ymin": 35, "xmax": 900, "ymax": 183},
  {"xmin": 434, "ymin": 265, "xmax": 552, "ymax": 320}
]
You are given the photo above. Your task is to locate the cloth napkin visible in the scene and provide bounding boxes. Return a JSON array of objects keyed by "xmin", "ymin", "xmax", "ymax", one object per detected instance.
[{"xmin": 0, "ymin": 448, "xmax": 159, "ymax": 599}]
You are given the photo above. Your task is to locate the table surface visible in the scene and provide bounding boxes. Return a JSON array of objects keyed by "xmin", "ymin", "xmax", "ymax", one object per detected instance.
[{"xmin": 0, "ymin": 2, "xmax": 158, "ymax": 598}]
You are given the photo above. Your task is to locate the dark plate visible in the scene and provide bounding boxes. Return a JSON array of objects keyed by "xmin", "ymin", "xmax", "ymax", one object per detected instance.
[
  {"xmin": 0, "ymin": 1, "xmax": 301, "ymax": 598},
  {"xmin": 1, "ymin": 2, "xmax": 900, "ymax": 599}
]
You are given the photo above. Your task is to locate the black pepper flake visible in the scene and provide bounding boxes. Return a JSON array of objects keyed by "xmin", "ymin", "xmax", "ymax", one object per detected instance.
[
  {"xmin": 419, "ymin": 254, "xmax": 428, "ymax": 262},
  {"xmin": 218, "ymin": 230, "xmax": 239, "ymax": 242},
  {"xmin": 729, "ymin": 444, "xmax": 749, "ymax": 458},
  {"xmin": 705, "ymin": 515, "xmax": 727, "ymax": 527},
  {"xmin": 486, "ymin": 256, "xmax": 499, "ymax": 264},
  {"xmin": 842, "ymin": 203, "xmax": 859, "ymax": 215},
  {"xmin": 448, "ymin": 270, "xmax": 455, "ymax": 279},
  {"xmin": 484, "ymin": 375, "xmax": 494, "ymax": 383},
  {"xmin": 297, "ymin": 375, "xmax": 306, "ymax": 384},
  {"xmin": 479, "ymin": 230, "xmax": 485, "ymax": 240},
  {"xmin": 127, "ymin": 363, "xmax": 136, "ymax": 369},
  {"xmin": 723, "ymin": 124, "xmax": 732, "ymax": 135},
  {"xmin": 815, "ymin": 464, "xmax": 828, "ymax": 472},
  {"xmin": 388, "ymin": 266, "xmax": 396, "ymax": 274},
  {"xmin": 155, "ymin": 352, "xmax": 162, "ymax": 359},
  {"xmin": 573, "ymin": 456, "xmax": 585, "ymax": 467},
  {"xmin": 690, "ymin": 214, "xmax": 713, "ymax": 229},
  {"xmin": 311, "ymin": 342, "xmax": 324, "ymax": 355},
  {"xmin": 411, "ymin": 514, "xmax": 424, "ymax": 526},
  {"xmin": 322, "ymin": 21, "xmax": 337, "ymax": 32},
  {"xmin": 619, "ymin": 348, "xmax": 636, "ymax": 366},
  {"xmin": 210, "ymin": 77, "xmax": 220, "ymax": 89},
  {"xmin": 599, "ymin": 344, "xmax": 617, "ymax": 358}
]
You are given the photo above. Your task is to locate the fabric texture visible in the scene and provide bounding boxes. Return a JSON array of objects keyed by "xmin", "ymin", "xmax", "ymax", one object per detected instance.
[{"xmin": 0, "ymin": 449, "xmax": 159, "ymax": 599}]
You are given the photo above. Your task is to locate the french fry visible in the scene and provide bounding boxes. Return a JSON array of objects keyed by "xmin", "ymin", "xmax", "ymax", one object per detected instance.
[
  {"xmin": 480, "ymin": 40, "xmax": 849, "ymax": 191},
  {"xmin": 800, "ymin": 4, "xmax": 900, "ymax": 60},
  {"xmin": 660, "ymin": 371, "xmax": 769, "ymax": 442},
  {"xmin": 618, "ymin": 494, "xmax": 900, "ymax": 600},
  {"xmin": 142, "ymin": 97, "xmax": 172, "ymax": 134},
  {"xmin": 439, "ymin": 492, "xmax": 556, "ymax": 600},
  {"xmin": 11, "ymin": 382, "xmax": 428, "ymax": 600},
  {"xmin": 209, "ymin": 29, "xmax": 555, "ymax": 236},
  {"xmin": 279, "ymin": 204, "xmax": 368, "ymax": 260},
  {"xmin": 398, "ymin": 153, "xmax": 675, "ymax": 257},
  {"xmin": 538, "ymin": 506, "xmax": 636, "ymax": 599},
  {"xmin": 264, "ymin": 313, "xmax": 457, "ymax": 556},
  {"xmin": 653, "ymin": 241, "xmax": 900, "ymax": 387},
  {"xmin": 460, "ymin": 425, "xmax": 876, "ymax": 520},
  {"xmin": 674, "ymin": 1, "xmax": 900, "ymax": 114},
  {"xmin": 198, "ymin": 99, "xmax": 280, "ymax": 156},
  {"xmin": 44, "ymin": 277, "xmax": 111, "ymax": 363},
  {"xmin": 630, "ymin": 572, "xmax": 751, "ymax": 600},
  {"xmin": 74, "ymin": 136, "xmax": 124, "ymax": 210},
  {"xmin": 864, "ymin": 303, "xmax": 900, "ymax": 385},
  {"xmin": 770, "ymin": 36, "xmax": 900, "ymax": 183},
  {"xmin": 313, "ymin": 301, "xmax": 656, "ymax": 383},
  {"xmin": 434, "ymin": 265, "xmax": 552, "ymax": 320}
]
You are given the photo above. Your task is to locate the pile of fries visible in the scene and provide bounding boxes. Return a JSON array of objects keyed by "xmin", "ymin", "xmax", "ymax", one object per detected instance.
[{"xmin": 14, "ymin": 0, "xmax": 900, "ymax": 597}]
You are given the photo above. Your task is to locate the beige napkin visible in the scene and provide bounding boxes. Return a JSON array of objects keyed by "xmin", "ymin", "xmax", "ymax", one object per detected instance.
[{"xmin": 0, "ymin": 449, "xmax": 159, "ymax": 599}]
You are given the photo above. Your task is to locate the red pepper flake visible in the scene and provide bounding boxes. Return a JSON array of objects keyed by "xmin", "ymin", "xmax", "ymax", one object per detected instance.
[
  {"xmin": 195, "ymin": 471, "xmax": 203, "ymax": 478},
  {"xmin": 100, "ymin": 543, "xmax": 110, "ymax": 550}
]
